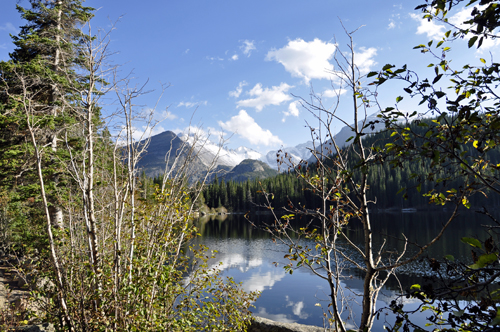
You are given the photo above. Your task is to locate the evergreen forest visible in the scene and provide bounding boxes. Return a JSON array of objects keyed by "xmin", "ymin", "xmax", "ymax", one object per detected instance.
[{"xmin": 201, "ymin": 117, "xmax": 500, "ymax": 212}]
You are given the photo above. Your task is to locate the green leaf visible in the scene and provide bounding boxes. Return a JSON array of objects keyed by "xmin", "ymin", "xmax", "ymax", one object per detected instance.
[
  {"xmin": 444, "ymin": 255, "xmax": 455, "ymax": 262},
  {"xmin": 396, "ymin": 96, "xmax": 403, "ymax": 103},
  {"xmin": 468, "ymin": 36, "xmax": 478, "ymax": 48},
  {"xmin": 435, "ymin": 91, "xmax": 446, "ymax": 98},
  {"xmin": 478, "ymin": 36, "xmax": 484, "ymax": 49},
  {"xmin": 469, "ymin": 253, "xmax": 497, "ymax": 269},
  {"xmin": 432, "ymin": 74, "xmax": 443, "ymax": 84},
  {"xmin": 367, "ymin": 71, "xmax": 378, "ymax": 78},
  {"xmin": 480, "ymin": 58, "xmax": 486, "ymax": 64},
  {"xmin": 461, "ymin": 237, "xmax": 482, "ymax": 249}
]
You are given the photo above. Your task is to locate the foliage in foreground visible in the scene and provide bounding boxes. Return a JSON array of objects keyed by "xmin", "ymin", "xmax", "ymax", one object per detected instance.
[
  {"xmin": 370, "ymin": 0, "xmax": 500, "ymax": 330},
  {"xmin": 0, "ymin": 1, "xmax": 259, "ymax": 331}
]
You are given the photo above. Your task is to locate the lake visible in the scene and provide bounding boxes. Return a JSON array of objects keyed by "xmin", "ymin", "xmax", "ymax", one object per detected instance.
[{"xmin": 192, "ymin": 209, "xmax": 496, "ymax": 331}]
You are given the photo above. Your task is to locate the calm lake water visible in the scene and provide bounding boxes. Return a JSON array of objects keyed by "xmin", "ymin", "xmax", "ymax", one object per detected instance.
[{"xmin": 192, "ymin": 209, "xmax": 496, "ymax": 331}]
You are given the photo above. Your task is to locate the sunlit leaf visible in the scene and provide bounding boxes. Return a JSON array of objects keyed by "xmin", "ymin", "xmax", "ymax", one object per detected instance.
[
  {"xmin": 469, "ymin": 253, "xmax": 498, "ymax": 269},
  {"xmin": 461, "ymin": 237, "xmax": 482, "ymax": 249}
]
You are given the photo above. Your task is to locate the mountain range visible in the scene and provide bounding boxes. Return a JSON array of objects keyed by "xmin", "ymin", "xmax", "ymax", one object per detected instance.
[{"xmin": 136, "ymin": 112, "xmax": 384, "ymax": 182}]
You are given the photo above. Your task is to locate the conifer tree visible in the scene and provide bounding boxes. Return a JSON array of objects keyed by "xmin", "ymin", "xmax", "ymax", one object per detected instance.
[{"xmin": 0, "ymin": 0, "xmax": 94, "ymax": 232}]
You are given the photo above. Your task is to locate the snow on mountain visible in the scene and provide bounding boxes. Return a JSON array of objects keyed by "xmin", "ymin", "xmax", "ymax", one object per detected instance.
[
  {"xmin": 180, "ymin": 133, "xmax": 263, "ymax": 168},
  {"xmin": 177, "ymin": 112, "xmax": 387, "ymax": 171},
  {"xmin": 306, "ymin": 111, "xmax": 387, "ymax": 163},
  {"xmin": 179, "ymin": 131, "xmax": 314, "ymax": 170},
  {"xmin": 263, "ymin": 141, "xmax": 313, "ymax": 169},
  {"xmin": 140, "ymin": 111, "xmax": 391, "ymax": 180}
]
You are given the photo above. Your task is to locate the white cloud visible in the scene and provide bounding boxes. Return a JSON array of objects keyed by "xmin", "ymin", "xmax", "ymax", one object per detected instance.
[
  {"xmin": 410, "ymin": 13, "xmax": 446, "ymax": 40},
  {"xmin": 184, "ymin": 49, "xmax": 190, "ymax": 54},
  {"xmin": 285, "ymin": 296, "xmax": 309, "ymax": 319},
  {"xmin": 449, "ymin": 7, "xmax": 471, "ymax": 29},
  {"xmin": 123, "ymin": 124, "xmax": 166, "ymax": 143},
  {"xmin": 206, "ymin": 56, "xmax": 224, "ymax": 62},
  {"xmin": 237, "ymin": 82, "xmax": 293, "ymax": 111},
  {"xmin": 231, "ymin": 54, "xmax": 239, "ymax": 61},
  {"xmin": 242, "ymin": 269, "xmax": 286, "ymax": 293},
  {"xmin": 240, "ymin": 40, "xmax": 256, "ymax": 57},
  {"xmin": 229, "ymin": 81, "xmax": 247, "ymax": 98},
  {"xmin": 160, "ymin": 110, "xmax": 177, "ymax": 120},
  {"xmin": 388, "ymin": 12, "xmax": 401, "ymax": 30},
  {"xmin": 266, "ymin": 38, "xmax": 336, "ymax": 83},
  {"xmin": 177, "ymin": 100, "xmax": 208, "ymax": 108},
  {"xmin": 449, "ymin": 7, "xmax": 500, "ymax": 52},
  {"xmin": 180, "ymin": 125, "xmax": 223, "ymax": 143},
  {"xmin": 282, "ymin": 101, "xmax": 300, "ymax": 122},
  {"xmin": 323, "ymin": 88, "xmax": 347, "ymax": 98},
  {"xmin": 0, "ymin": 23, "xmax": 19, "ymax": 34},
  {"xmin": 218, "ymin": 110, "xmax": 283, "ymax": 146},
  {"xmin": 355, "ymin": 47, "xmax": 377, "ymax": 75},
  {"xmin": 255, "ymin": 308, "xmax": 296, "ymax": 324}
]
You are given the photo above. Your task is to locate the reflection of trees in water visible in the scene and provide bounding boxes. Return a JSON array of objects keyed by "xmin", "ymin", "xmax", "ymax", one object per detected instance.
[
  {"xmin": 195, "ymin": 213, "xmax": 273, "ymax": 240},
  {"xmin": 189, "ymin": 211, "xmax": 499, "ymax": 329},
  {"xmin": 195, "ymin": 211, "xmax": 497, "ymax": 281}
]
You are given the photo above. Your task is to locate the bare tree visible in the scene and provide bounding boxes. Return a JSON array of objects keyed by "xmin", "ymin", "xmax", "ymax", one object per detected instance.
[
  {"xmin": 252, "ymin": 24, "xmax": 460, "ymax": 332},
  {"xmin": 1, "ymin": 12, "xmax": 258, "ymax": 330}
]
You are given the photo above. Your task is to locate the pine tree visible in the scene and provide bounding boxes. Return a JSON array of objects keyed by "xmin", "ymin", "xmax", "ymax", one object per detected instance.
[{"xmin": 0, "ymin": 0, "xmax": 95, "ymax": 237}]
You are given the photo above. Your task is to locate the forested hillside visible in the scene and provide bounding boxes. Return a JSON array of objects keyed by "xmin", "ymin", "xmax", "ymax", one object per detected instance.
[{"xmin": 202, "ymin": 117, "xmax": 500, "ymax": 211}]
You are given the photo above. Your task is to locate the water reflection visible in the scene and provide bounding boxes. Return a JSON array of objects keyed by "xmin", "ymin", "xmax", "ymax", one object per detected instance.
[{"xmin": 192, "ymin": 210, "xmax": 497, "ymax": 330}]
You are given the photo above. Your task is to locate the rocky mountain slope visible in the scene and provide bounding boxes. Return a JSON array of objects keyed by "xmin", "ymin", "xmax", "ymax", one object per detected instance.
[
  {"xmin": 219, "ymin": 159, "xmax": 278, "ymax": 182},
  {"xmin": 136, "ymin": 112, "xmax": 385, "ymax": 182}
]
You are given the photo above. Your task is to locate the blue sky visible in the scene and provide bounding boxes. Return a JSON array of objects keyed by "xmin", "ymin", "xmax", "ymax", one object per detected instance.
[{"xmin": 1, "ymin": 1, "xmax": 497, "ymax": 154}]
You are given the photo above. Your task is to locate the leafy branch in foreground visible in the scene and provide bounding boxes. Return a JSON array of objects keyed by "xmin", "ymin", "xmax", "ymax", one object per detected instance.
[{"xmin": 369, "ymin": 0, "xmax": 500, "ymax": 330}]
